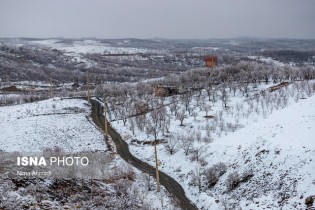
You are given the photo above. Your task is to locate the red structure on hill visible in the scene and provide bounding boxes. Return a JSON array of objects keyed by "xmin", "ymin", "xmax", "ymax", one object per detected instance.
[{"xmin": 204, "ymin": 56, "xmax": 217, "ymax": 68}]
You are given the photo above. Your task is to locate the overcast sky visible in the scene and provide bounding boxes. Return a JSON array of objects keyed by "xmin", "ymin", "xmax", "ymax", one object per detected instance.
[{"xmin": 0, "ymin": 0, "xmax": 314, "ymax": 39}]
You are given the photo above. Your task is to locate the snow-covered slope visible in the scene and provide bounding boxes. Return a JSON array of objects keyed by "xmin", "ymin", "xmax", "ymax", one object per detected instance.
[
  {"xmin": 0, "ymin": 98, "xmax": 178, "ymax": 210},
  {"xmin": 110, "ymin": 81, "xmax": 315, "ymax": 209},
  {"xmin": 31, "ymin": 39, "xmax": 161, "ymax": 55},
  {"xmin": 205, "ymin": 95, "xmax": 315, "ymax": 209},
  {"xmin": 220, "ymin": 94, "xmax": 315, "ymax": 148},
  {"xmin": 0, "ymin": 98, "xmax": 106, "ymax": 152}
]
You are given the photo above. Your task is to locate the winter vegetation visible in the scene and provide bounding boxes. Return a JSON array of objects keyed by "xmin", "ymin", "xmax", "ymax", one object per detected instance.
[
  {"xmin": 0, "ymin": 157, "xmax": 177, "ymax": 209},
  {"xmin": 0, "ymin": 38, "xmax": 315, "ymax": 209},
  {"xmin": 96, "ymin": 62, "xmax": 315, "ymax": 209},
  {"xmin": 0, "ymin": 98, "xmax": 177, "ymax": 209}
]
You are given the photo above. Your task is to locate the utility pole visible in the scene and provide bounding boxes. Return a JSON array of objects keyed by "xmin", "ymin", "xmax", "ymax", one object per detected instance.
[
  {"xmin": 87, "ymin": 74, "xmax": 90, "ymax": 104},
  {"xmin": 104, "ymin": 96, "xmax": 108, "ymax": 135},
  {"xmin": 154, "ymin": 141, "xmax": 160, "ymax": 192}
]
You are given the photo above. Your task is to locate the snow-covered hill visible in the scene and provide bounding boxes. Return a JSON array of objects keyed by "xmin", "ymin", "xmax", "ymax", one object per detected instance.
[
  {"xmin": 0, "ymin": 97, "xmax": 177, "ymax": 209},
  {"xmin": 201, "ymin": 94, "xmax": 315, "ymax": 209},
  {"xmin": 31, "ymin": 39, "xmax": 161, "ymax": 55},
  {"xmin": 110, "ymin": 81, "xmax": 315, "ymax": 209},
  {"xmin": 0, "ymin": 98, "xmax": 106, "ymax": 152},
  {"xmin": 219, "ymin": 93, "xmax": 315, "ymax": 148}
]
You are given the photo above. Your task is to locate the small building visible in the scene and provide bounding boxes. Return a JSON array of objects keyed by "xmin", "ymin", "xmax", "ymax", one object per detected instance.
[
  {"xmin": 154, "ymin": 85, "xmax": 179, "ymax": 97},
  {"xmin": 204, "ymin": 56, "xmax": 217, "ymax": 68}
]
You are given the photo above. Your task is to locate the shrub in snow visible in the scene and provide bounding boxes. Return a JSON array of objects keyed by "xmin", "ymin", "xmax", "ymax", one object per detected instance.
[
  {"xmin": 205, "ymin": 167, "xmax": 219, "ymax": 188},
  {"xmin": 226, "ymin": 171, "xmax": 240, "ymax": 191},
  {"xmin": 109, "ymin": 164, "xmax": 135, "ymax": 181},
  {"xmin": 305, "ymin": 195, "xmax": 315, "ymax": 208},
  {"xmin": 204, "ymin": 162, "xmax": 227, "ymax": 188},
  {"xmin": 215, "ymin": 162, "xmax": 227, "ymax": 176}
]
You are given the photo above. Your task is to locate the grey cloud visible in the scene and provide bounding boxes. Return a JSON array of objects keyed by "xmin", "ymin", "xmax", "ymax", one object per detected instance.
[{"xmin": 0, "ymin": 0, "xmax": 314, "ymax": 39}]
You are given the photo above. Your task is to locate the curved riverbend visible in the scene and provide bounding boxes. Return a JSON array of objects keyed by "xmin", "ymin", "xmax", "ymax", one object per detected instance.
[{"xmin": 90, "ymin": 99, "xmax": 198, "ymax": 210}]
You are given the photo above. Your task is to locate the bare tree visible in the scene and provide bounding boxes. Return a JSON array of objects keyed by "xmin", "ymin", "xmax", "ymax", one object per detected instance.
[
  {"xmin": 145, "ymin": 109, "xmax": 164, "ymax": 141},
  {"xmin": 176, "ymin": 110, "xmax": 187, "ymax": 126},
  {"xmin": 231, "ymin": 83, "xmax": 237, "ymax": 96},
  {"xmin": 146, "ymin": 121, "xmax": 159, "ymax": 142},
  {"xmin": 204, "ymin": 81, "xmax": 213, "ymax": 102},
  {"xmin": 220, "ymin": 85, "xmax": 229, "ymax": 108},
  {"xmin": 180, "ymin": 134, "xmax": 193, "ymax": 156},
  {"xmin": 164, "ymin": 136, "xmax": 178, "ymax": 155},
  {"xmin": 170, "ymin": 103, "xmax": 178, "ymax": 115},
  {"xmin": 165, "ymin": 114, "xmax": 171, "ymax": 133},
  {"xmin": 181, "ymin": 92, "xmax": 193, "ymax": 111},
  {"xmin": 191, "ymin": 166, "xmax": 202, "ymax": 193},
  {"xmin": 118, "ymin": 108, "xmax": 128, "ymax": 126},
  {"xmin": 191, "ymin": 146, "xmax": 207, "ymax": 162},
  {"xmin": 135, "ymin": 115, "xmax": 146, "ymax": 132}
]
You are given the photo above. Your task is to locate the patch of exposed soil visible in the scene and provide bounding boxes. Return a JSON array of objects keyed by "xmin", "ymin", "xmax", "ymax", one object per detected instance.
[
  {"xmin": 0, "ymin": 85, "xmax": 23, "ymax": 92},
  {"xmin": 267, "ymin": 82, "xmax": 290, "ymax": 92}
]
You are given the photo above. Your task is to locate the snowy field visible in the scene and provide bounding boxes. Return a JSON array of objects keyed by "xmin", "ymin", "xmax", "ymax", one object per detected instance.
[
  {"xmin": 0, "ymin": 97, "xmax": 178, "ymax": 209},
  {"xmin": 27, "ymin": 39, "xmax": 166, "ymax": 68},
  {"xmin": 31, "ymin": 39, "xmax": 157, "ymax": 54},
  {"xmin": 0, "ymin": 98, "xmax": 106, "ymax": 152},
  {"xmin": 110, "ymin": 81, "xmax": 315, "ymax": 209}
]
